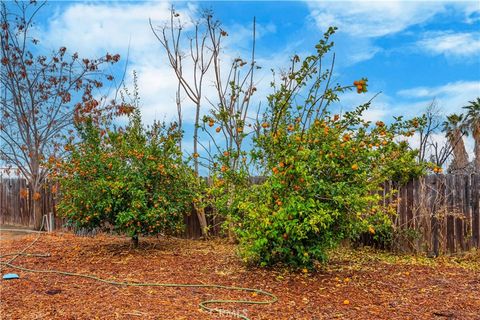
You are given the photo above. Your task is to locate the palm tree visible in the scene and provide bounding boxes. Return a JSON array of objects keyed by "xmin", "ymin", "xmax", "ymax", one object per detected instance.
[
  {"xmin": 463, "ymin": 98, "xmax": 480, "ymax": 172},
  {"xmin": 442, "ymin": 113, "xmax": 469, "ymax": 172}
]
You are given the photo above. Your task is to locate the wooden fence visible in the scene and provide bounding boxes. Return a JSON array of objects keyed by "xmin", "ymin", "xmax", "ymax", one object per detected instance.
[
  {"xmin": 384, "ymin": 174, "xmax": 480, "ymax": 254},
  {"xmin": 1, "ymin": 174, "xmax": 479, "ymax": 254},
  {"xmin": 0, "ymin": 176, "xmax": 60, "ymax": 229}
]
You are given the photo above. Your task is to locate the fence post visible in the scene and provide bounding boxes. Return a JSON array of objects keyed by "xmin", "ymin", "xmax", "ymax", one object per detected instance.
[
  {"xmin": 49, "ymin": 212, "xmax": 55, "ymax": 232},
  {"xmin": 472, "ymin": 174, "xmax": 480, "ymax": 248},
  {"xmin": 455, "ymin": 175, "xmax": 465, "ymax": 251},
  {"xmin": 429, "ymin": 175, "xmax": 439, "ymax": 257}
]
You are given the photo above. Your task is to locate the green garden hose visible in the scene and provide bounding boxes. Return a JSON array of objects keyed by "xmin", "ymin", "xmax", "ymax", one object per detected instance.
[{"xmin": 0, "ymin": 230, "xmax": 277, "ymax": 320}]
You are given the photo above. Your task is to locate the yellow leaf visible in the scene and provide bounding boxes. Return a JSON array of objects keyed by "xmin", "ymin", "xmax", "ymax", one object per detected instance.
[{"xmin": 343, "ymin": 299, "xmax": 350, "ymax": 305}]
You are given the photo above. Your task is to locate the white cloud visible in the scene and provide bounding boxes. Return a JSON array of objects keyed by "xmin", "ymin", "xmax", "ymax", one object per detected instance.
[
  {"xmin": 44, "ymin": 2, "xmax": 177, "ymax": 58},
  {"xmin": 330, "ymin": 80, "xmax": 480, "ymax": 129},
  {"xmin": 417, "ymin": 31, "xmax": 480, "ymax": 58},
  {"xmin": 39, "ymin": 1, "xmax": 282, "ymax": 127},
  {"xmin": 39, "ymin": 2, "xmax": 199, "ymax": 123},
  {"xmin": 307, "ymin": 1, "xmax": 446, "ymax": 39},
  {"xmin": 349, "ymin": 45, "xmax": 382, "ymax": 65},
  {"xmin": 397, "ymin": 81, "xmax": 480, "ymax": 108},
  {"xmin": 391, "ymin": 80, "xmax": 478, "ymax": 160},
  {"xmin": 388, "ymin": 81, "xmax": 479, "ymax": 164},
  {"xmin": 306, "ymin": 1, "xmax": 480, "ymax": 64},
  {"xmin": 459, "ymin": 1, "xmax": 480, "ymax": 24}
]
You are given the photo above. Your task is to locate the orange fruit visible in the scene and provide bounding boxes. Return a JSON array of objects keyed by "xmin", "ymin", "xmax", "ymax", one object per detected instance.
[{"xmin": 351, "ymin": 164, "xmax": 359, "ymax": 171}]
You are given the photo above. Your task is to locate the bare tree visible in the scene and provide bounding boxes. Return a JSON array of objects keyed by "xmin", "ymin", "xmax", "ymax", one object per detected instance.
[
  {"xmin": 150, "ymin": 8, "xmax": 258, "ymax": 237},
  {"xmin": 150, "ymin": 9, "xmax": 216, "ymax": 237},
  {"xmin": 416, "ymin": 100, "xmax": 441, "ymax": 163},
  {"xmin": 200, "ymin": 17, "xmax": 259, "ymax": 172},
  {"xmin": 150, "ymin": 9, "xmax": 215, "ymax": 173},
  {"xmin": 414, "ymin": 101, "xmax": 450, "ymax": 168},
  {"xmin": 412, "ymin": 100, "xmax": 472, "ymax": 172},
  {"xmin": 0, "ymin": 1, "xmax": 119, "ymax": 229}
]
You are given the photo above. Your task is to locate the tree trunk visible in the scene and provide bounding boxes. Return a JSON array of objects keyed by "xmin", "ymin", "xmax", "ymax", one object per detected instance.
[
  {"xmin": 192, "ymin": 102, "xmax": 209, "ymax": 238},
  {"xmin": 193, "ymin": 102, "xmax": 200, "ymax": 174},
  {"xmin": 33, "ymin": 199, "xmax": 43, "ymax": 230},
  {"xmin": 474, "ymin": 124, "xmax": 480, "ymax": 172},
  {"xmin": 449, "ymin": 130, "xmax": 469, "ymax": 172},
  {"xmin": 194, "ymin": 204, "xmax": 209, "ymax": 239},
  {"xmin": 131, "ymin": 234, "xmax": 139, "ymax": 248},
  {"xmin": 32, "ymin": 182, "xmax": 43, "ymax": 230}
]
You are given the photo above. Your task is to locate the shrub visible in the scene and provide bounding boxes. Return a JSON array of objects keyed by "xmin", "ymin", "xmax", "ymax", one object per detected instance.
[
  {"xmin": 230, "ymin": 29, "xmax": 426, "ymax": 269},
  {"xmin": 53, "ymin": 107, "xmax": 195, "ymax": 246}
]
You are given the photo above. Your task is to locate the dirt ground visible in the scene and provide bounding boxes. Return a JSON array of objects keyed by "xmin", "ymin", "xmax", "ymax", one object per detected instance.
[
  {"xmin": 0, "ymin": 231, "xmax": 479, "ymax": 320},
  {"xmin": 0, "ymin": 225, "xmax": 40, "ymax": 241}
]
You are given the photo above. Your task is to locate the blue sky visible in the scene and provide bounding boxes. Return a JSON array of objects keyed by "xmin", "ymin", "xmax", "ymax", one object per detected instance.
[{"xmin": 16, "ymin": 1, "xmax": 480, "ymax": 157}]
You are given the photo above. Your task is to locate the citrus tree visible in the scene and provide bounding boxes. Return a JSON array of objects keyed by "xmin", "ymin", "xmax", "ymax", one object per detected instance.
[
  {"xmin": 51, "ymin": 102, "xmax": 195, "ymax": 246},
  {"xmin": 226, "ymin": 28, "xmax": 426, "ymax": 268}
]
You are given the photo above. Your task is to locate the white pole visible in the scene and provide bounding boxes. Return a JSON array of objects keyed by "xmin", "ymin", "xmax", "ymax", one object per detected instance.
[{"xmin": 49, "ymin": 212, "xmax": 54, "ymax": 232}]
